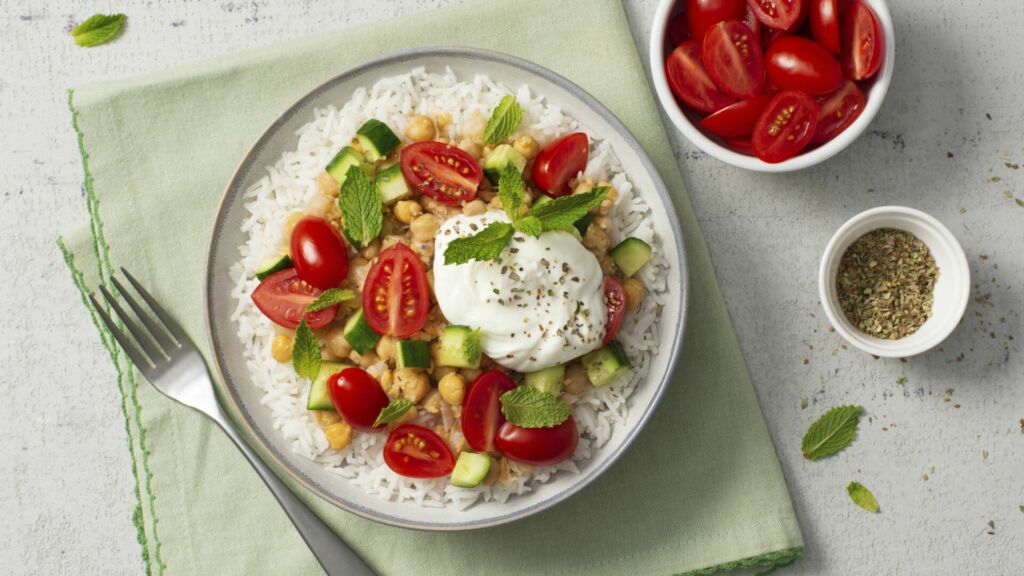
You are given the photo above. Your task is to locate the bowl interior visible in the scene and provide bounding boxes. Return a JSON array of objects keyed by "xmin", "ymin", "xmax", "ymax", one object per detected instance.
[{"xmin": 205, "ymin": 48, "xmax": 687, "ymax": 529}]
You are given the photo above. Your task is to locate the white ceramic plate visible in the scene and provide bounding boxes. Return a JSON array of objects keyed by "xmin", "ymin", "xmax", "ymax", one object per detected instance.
[{"xmin": 204, "ymin": 47, "xmax": 688, "ymax": 530}]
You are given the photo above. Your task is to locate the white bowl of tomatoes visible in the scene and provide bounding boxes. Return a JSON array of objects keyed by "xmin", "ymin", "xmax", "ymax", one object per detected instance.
[{"xmin": 650, "ymin": 0, "xmax": 895, "ymax": 171}]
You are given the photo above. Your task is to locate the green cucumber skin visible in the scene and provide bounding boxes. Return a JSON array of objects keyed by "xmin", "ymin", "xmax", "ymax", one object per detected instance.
[
  {"xmin": 525, "ymin": 365, "xmax": 565, "ymax": 396},
  {"xmin": 610, "ymin": 237, "xmax": 652, "ymax": 277},
  {"xmin": 376, "ymin": 163, "xmax": 412, "ymax": 205},
  {"xmin": 325, "ymin": 146, "xmax": 373, "ymax": 186},
  {"xmin": 396, "ymin": 340, "xmax": 431, "ymax": 369},
  {"xmin": 255, "ymin": 255, "xmax": 293, "ymax": 280},
  {"xmin": 482, "ymin": 144, "xmax": 527, "ymax": 185},
  {"xmin": 307, "ymin": 362, "xmax": 348, "ymax": 411},
  {"xmin": 581, "ymin": 341, "xmax": 631, "ymax": 387},
  {"xmin": 438, "ymin": 326, "xmax": 481, "ymax": 369},
  {"xmin": 451, "ymin": 452, "xmax": 491, "ymax": 488},
  {"xmin": 356, "ymin": 119, "xmax": 400, "ymax": 162},
  {"xmin": 343, "ymin": 309, "xmax": 381, "ymax": 355}
]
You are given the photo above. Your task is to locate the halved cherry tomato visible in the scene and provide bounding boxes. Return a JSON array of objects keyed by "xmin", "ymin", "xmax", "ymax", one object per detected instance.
[
  {"xmin": 812, "ymin": 79, "xmax": 865, "ymax": 143},
  {"xmin": 495, "ymin": 416, "xmax": 579, "ymax": 466},
  {"xmin": 251, "ymin": 268, "xmax": 337, "ymax": 330},
  {"xmin": 761, "ymin": 26, "xmax": 791, "ymax": 49},
  {"xmin": 752, "ymin": 90, "xmax": 819, "ymax": 162},
  {"xmin": 700, "ymin": 94, "xmax": 773, "ymax": 138},
  {"xmin": 702, "ymin": 21, "xmax": 765, "ymax": 99},
  {"xmin": 665, "ymin": 41, "xmax": 736, "ymax": 113},
  {"xmin": 327, "ymin": 367, "xmax": 389, "ymax": 433},
  {"xmin": 400, "ymin": 141, "xmax": 482, "ymax": 206},
  {"xmin": 668, "ymin": 9, "xmax": 691, "ymax": 47},
  {"xmin": 383, "ymin": 424, "xmax": 455, "ymax": 478},
  {"xmin": 723, "ymin": 137, "xmax": 756, "ymax": 154},
  {"xmin": 531, "ymin": 133, "xmax": 589, "ymax": 198},
  {"xmin": 290, "ymin": 216, "xmax": 349, "ymax": 290},
  {"xmin": 765, "ymin": 36, "xmax": 844, "ymax": 95},
  {"xmin": 841, "ymin": 0, "xmax": 883, "ymax": 80},
  {"xmin": 686, "ymin": 0, "xmax": 746, "ymax": 41},
  {"xmin": 602, "ymin": 277, "xmax": 626, "ymax": 346},
  {"xmin": 461, "ymin": 371, "xmax": 517, "ymax": 453},
  {"xmin": 809, "ymin": 0, "xmax": 841, "ymax": 53},
  {"xmin": 742, "ymin": 4, "xmax": 763, "ymax": 37},
  {"xmin": 361, "ymin": 243, "xmax": 429, "ymax": 338},
  {"xmin": 747, "ymin": 0, "xmax": 804, "ymax": 31}
]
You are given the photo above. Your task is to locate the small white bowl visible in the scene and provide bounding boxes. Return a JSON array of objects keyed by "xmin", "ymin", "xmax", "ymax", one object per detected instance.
[
  {"xmin": 649, "ymin": 0, "xmax": 896, "ymax": 172},
  {"xmin": 818, "ymin": 206, "xmax": 970, "ymax": 358}
]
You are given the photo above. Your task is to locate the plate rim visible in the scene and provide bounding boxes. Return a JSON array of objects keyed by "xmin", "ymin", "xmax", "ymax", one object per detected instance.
[{"xmin": 203, "ymin": 45, "xmax": 690, "ymax": 531}]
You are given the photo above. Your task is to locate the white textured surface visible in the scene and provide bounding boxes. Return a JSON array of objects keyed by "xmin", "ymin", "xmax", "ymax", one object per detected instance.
[{"xmin": 1, "ymin": 1, "xmax": 1021, "ymax": 574}]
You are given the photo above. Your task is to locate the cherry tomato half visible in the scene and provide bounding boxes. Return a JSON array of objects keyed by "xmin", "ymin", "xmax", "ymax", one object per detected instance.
[
  {"xmin": 752, "ymin": 90, "xmax": 819, "ymax": 163},
  {"xmin": 700, "ymin": 94, "xmax": 774, "ymax": 137},
  {"xmin": 361, "ymin": 243, "xmax": 430, "ymax": 338},
  {"xmin": 251, "ymin": 268, "xmax": 337, "ymax": 330},
  {"xmin": 747, "ymin": 0, "xmax": 804, "ymax": 31},
  {"xmin": 812, "ymin": 79, "xmax": 865, "ymax": 144},
  {"xmin": 327, "ymin": 367, "xmax": 389, "ymax": 433},
  {"xmin": 809, "ymin": 0, "xmax": 841, "ymax": 54},
  {"xmin": 686, "ymin": 0, "xmax": 746, "ymax": 41},
  {"xmin": 383, "ymin": 424, "xmax": 455, "ymax": 478},
  {"xmin": 765, "ymin": 36, "xmax": 844, "ymax": 95},
  {"xmin": 723, "ymin": 137, "xmax": 756, "ymax": 154},
  {"xmin": 495, "ymin": 416, "xmax": 579, "ymax": 466},
  {"xmin": 400, "ymin": 141, "xmax": 482, "ymax": 206},
  {"xmin": 602, "ymin": 277, "xmax": 626, "ymax": 346},
  {"xmin": 289, "ymin": 216, "xmax": 349, "ymax": 290},
  {"xmin": 531, "ymin": 133, "xmax": 589, "ymax": 198},
  {"xmin": 666, "ymin": 41, "xmax": 736, "ymax": 114},
  {"xmin": 742, "ymin": 3, "xmax": 763, "ymax": 37},
  {"xmin": 461, "ymin": 371, "xmax": 517, "ymax": 453},
  {"xmin": 841, "ymin": 0, "xmax": 883, "ymax": 81},
  {"xmin": 702, "ymin": 21, "xmax": 765, "ymax": 99}
]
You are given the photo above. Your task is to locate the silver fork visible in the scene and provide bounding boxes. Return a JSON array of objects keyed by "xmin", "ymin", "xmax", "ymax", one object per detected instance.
[{"xmin": 90, "ymin": 268, "xmax": 375, "ymax": 576}]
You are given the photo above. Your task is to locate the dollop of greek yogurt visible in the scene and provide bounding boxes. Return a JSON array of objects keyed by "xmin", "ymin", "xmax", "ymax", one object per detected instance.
[{"xmin": 433, "ymin": 211, "xmax": 607, "ymax": 372}]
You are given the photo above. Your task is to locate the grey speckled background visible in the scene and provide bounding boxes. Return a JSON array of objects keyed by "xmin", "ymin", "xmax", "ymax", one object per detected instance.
[{"xmin": 1, "ymin": 1, "xmax": 1022, "ymax": 574}]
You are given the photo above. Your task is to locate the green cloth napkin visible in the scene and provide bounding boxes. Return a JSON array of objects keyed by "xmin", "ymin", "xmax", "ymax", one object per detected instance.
[{"xmin": 59, "ymin": 0, "xmax": 803, "ymax": 574}]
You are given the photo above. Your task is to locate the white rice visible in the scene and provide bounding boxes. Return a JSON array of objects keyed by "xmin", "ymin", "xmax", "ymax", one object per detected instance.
[{"xmin": 229, "ymin": 67, "xmax": 669, "ymax": 508}]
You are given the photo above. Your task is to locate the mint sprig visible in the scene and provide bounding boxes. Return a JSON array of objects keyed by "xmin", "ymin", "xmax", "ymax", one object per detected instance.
[
  {"xmin": 500, "ymin": 385, "xmax": 571, "ymax": 428},
  {"xmin": 443, "ymin": 222, "xmax": 514, "ymax": 265},
  {"xmin": 498, "ymin": 164, "xmax": 525, "ymax": 221},
  {"xmin": 801, "ymin": 405, "xmax": 863, "ymax": 460},
  {"xmin": 292, "ymin": 319, "xmax": 321, "ymax": 381},
  {"xmin": 307, "ymin": 289, "xmax": 355, "ymax": 313},
  {"xmin": 71, "ymin": 13, "xmax": 126, "ymax": 47},
  {"xmin": 846, "ymin": 481, "xmax": 880, "ymax": 513},
  {"xmin": 526, "ymin": 186, "xmax": 608, "ymax": 232},
  {"xmin": 483, "ymin": 95, "xmax": 523, "ymax": 146},
  {"xmin": 512, "ymin": 215, "xmax": 543, "ymax": 238},
  {"xmin": 338, "ymin": 165, "xmax": 382, "ymax": 249},
  {"xmin": 373, "ymin": 399, "xmax": 413, "ymax": 427}
]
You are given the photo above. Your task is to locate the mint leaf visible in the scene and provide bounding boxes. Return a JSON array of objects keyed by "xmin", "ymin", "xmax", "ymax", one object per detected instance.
[
  {"xmin": 801, "ymin": 405, "xmax": 863, "ymax": 460},
  {"xmin": 499, "ymin": 386, "xmax": 571, "ymax": 428},
  {"xmin": 71, "ymin": 13, "xmax": 126, "ymax": 47},
  {"xmin": 292, "ymin": 319, "xmax": 321, "ymax": 381},
  {"xmin": 513, "ymin": 216, "xmax": 543, "ymax": 238},
  {"xmin": 846, "ymin": 481, "xmax": 880, "ymax": 513},
  {"xmin": 443, "ymin": 222, "xmax": 514, "ymax": 265},
  {"xmin": 373, "ymin": 399, "xmax": 413, "ymax": 427},
  {"xmin": 526, "ymin": 186, "xmax": 608, "ymax": 232},
  {"xmin": 307, "ymin": 288, "xmax": 355, "ymax": 313},
  {"xmin": 338, "ymin": 165, "xmax": 382, "ymax": 249},
  {"xmin": 498, "ymin": 164, "xmax": 525, "ymax": 221},
  {"xmin": 483, "ymin": 95, "xmax": 523, "ymax": 146}
]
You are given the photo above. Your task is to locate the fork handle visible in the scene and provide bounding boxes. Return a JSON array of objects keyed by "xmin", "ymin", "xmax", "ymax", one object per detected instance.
[{"xmin": 207, "ymin": 404, "xmax": 376, "ymax": 576}]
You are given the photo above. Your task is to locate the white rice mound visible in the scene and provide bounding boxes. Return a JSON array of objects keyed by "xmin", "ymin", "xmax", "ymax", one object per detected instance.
[{"xmin": 229, "ymin": 67, "xmax": 669, "ymax": 509}]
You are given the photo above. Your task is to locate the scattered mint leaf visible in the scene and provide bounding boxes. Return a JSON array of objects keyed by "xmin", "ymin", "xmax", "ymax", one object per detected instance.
[
  {"xmin": 801, "ymin": 405, "xmax": 864, "ymax": 460},
  {"xmin": 292, "ymin": 319, "xmax": 321, "ymax": 381},
  {"xmin": 499, "ymin": 386, "xmax": 571, "ymax": 428},
  {"xmin": 71, "ymin": 13, "xmax": 126, "ymax": 47},
  {"xmin": 373, "ymin": 399, "xmax": 413, "ymax": 427},
  {"xmin": 443, "ymin": 222, "xmax": 514, "ymax": 265},
  {"xmin": 526, "ymin": 186, "xmax": 608, "ymax": 232},
  {"xmin": 846, "ymin": 481, "xmax": 880, "ymax": 513},
  {"xmin": 498, "ymin": 164, "xmax": 525, "ymax": 221},
  {"xmin": 338, "ymin": 165, "xmax": 382, "ymax": 249},
  {"xmin": 483, "ymin": 95, "xmax": 523, "ymax": 146},
  {"xmin": 513, "ymin": 216, "xmax": 543, "ymax": 238},
  {"xmin": 307, "ymin": 289, "xmax": 355, "ymax": 313}
]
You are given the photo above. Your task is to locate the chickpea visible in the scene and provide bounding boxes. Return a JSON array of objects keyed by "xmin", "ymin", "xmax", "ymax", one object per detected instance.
[
  {"xmin": 438, "ymin": 372, "xmax": 467, "ymax": 405},
  {"xmin": 270, "ymin": 333, "xmax": 293, "ymax": 363},
  {"xmin": 380, "ymin": 369, "xmax": 398, "ymax": 397},
  {"xmin": 349, "ymin": 350, "xmax": 380, "ymax": 369},
  {"xmin": 324, "ymin": 325, "xmax": 351, "ymax": 359},
  {"xmin": 432, "ymin": 364, "xmax": 456, "ymax": 381},
  {"xmin": 513, "ymin": 136, "xmax": 540, "ymax": 160},
  {"xmin": 409, "ymin": 214, "xmax": 439, "ymax": 242},
  {"xmin": 573, "ymin": 179, "xmax": 594, "ymax": 196},
  {"xmin": 323, "ymin": 422, "xmax": 353, "ymax": 451},
  {"xmin": 564, "ymin": 362, "xmax": 590, "ymax": 395},
  {"xmin": 396, "ymin": 369, "xmax": 431, "ymax": 403},
  {"xmin": 422, "ymin": 390, "xmax": 443, "ymax": 415},
  {"xmin": 283, "ymin": 212, "xmax": 304, "ymax": 241},
  {"xmin": 462, "ymin": 199, "xmax": 487, "ymax": 217},
  {"xmin": 375, "ymin": 335, "xmax": 396, "ymax": 364},
  {"xmin": 393, "ymin": 200, "xmax": 423, "ymax": 225},
  {"xmin": 317, "ymin": 171, "xmax": 340, "ymax": 197},
  {"xmin": 622, "ymin": 278, "xmax": 646, "ymax": 312},
  {"xmin": 457, "ymin": 139, "xmax": 483, "ymax": 160},
  {"xmin": 361, "ymin": 239, "xmax": 381, "ymax": 259},
  {"xmin": 404, "ymin": 115, "xmax": 436, "ymax": 142},
  {"xmin": 313, "ymin": 410, "xmax": 341, "ymax": 428},
  {"xmin": 461, "ymin": 112, "xmax": 486, "ymax": 143},
  {"xmin": 422, "ymin": 196, "xmax": 457, "ymax": 218},
  {"xmin": 435, "ymin": 112, "xmax": 453, "ymax": 132},
  {"xmin": 307, "ymin": 193, "xmax": 334, "ymax": 218},
  {"xmin": 381, "ymin": 234, "xmax": 404, "ymax": 251}
]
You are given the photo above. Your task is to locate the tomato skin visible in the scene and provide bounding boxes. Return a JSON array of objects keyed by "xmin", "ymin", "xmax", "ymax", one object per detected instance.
[
  {"xmin": 811, "ymin": 80, "xmax": 865, "ymax": 144},
  {"xmin": 531, "ymin": 133, "xmax": 589, "ymax": 198},
  {"xmin": 461, "ymin": 371, "xmax": 517, "ymax": 453},
  {"xmin": 701, "ymin": 95, "xmax": 773, "ymax": 137},
  {"xmin": 841, "ymin": 0, "xmax": 883, "ymax": 80},
  {"xmin": 327, "ymin": 367, "xmax": 390, "ymax": 433},
  {"xmin": 289, "ymin": 216, "xmax": 349, "ymax": 291},
  {"xmin": 383, "ymin": 425, "xmax": 455, "ymax": 478},
  {"xmin": 752, "ymin": 90, "xmax": 820, "ymax": 163},
  {"xmin": 602, "ymin": 277, "xmax": 626, "ymax": 346},
  {"xmin": 809, "ymin": 0, "xmax": 841, "ymax": 53},
  {"xmin": 686, "ymin": 0, "xmax": 746, "ymax": 41},
  {"xmin": 400, "ymin": 141, "xmax": 482, "ymax": 206},
  {"xmin": 251, "ymin": 268, "xmax": 337, "ymax": 330},
  {"xmin": 747, "ymin": 0, "xmax": 804, "ymax": 31},
  {"xmin": 765, "ymin": 36, "xmax": 844, "ymax": 95},
  {"xmin": 495, "ymin": 416, "xmax": 579, "ymax": 466},
  {"xmin": 723, "ymin": 137, "xmax": 755, "ymax": 154},
  {"xmin": 361, "ymin": 243, "xmax": 430, "ymax": 338},
  {"xmin": 742, "ymin": 4, "xmax": 763, "ymax": 37},
  {"xmin": 702, "ymin": 21, "xmax": 765, "ymax": 99},
  {"xmin": 666, "ymin": 42, "xmax": 736, "ymax": 114}
]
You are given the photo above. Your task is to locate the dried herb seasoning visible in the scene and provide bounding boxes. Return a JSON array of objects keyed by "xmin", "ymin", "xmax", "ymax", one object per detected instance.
[{"xmin": 836, "ymin": 228, "xmax": 939, "ymax": 339}]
